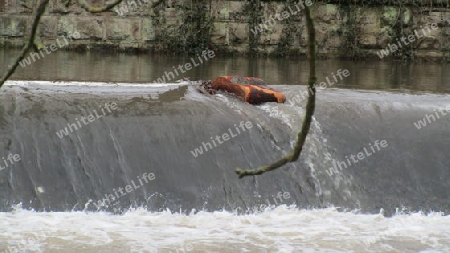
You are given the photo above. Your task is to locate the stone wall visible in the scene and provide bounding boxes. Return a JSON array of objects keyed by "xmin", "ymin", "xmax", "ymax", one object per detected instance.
[{"xmin": 0, "ymin": 0, "xmax": 449, "ymax": 60}]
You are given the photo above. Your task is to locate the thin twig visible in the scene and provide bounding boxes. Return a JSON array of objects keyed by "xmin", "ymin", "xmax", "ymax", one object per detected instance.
[
  {"xmin": 0, "ymin": 0, "xmax": 50, "ymax": 88},
  {"xmin": 235, "ymin": 5, "xmax": 316, "ymax": 178}
]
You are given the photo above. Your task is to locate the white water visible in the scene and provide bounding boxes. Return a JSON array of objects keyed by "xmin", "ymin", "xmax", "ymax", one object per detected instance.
[{"xmin": 0, "ymin": 207, "xmax": 449, "ymax": 253}]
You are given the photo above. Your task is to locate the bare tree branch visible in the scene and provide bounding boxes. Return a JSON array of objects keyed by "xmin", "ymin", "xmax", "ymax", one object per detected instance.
[
  {"xmin": 0, "ymin": 0, "xmax": 50, "ymax": 88},
  {"xmin": 235, "ymin": 5, "xmax": 316, "ymax": 179}
]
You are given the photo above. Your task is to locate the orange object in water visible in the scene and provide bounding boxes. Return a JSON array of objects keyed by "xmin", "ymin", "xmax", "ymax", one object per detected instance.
[{"xmin": 211, "ymin": 76, "xmax": 286, "ymax": 104}]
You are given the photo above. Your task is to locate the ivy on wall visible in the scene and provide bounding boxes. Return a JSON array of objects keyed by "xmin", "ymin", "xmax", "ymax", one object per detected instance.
[
  {"xmin": 243, "ymin": 0, "xmax": 263, "ymax": 56},
  {"xmin": 155, "ymin": 0, "xmax": 214, "ymax": 55},
  {"xmin": 337, "ymin": 3, "xmax": 365, "ymax": 59},
  {"xmin": 273, "ymin": 0, "xmax": 301, "ymax": 57}
]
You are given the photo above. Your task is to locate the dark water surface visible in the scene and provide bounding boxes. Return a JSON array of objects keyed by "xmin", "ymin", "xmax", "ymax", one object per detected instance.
[{"xmin": 1, "ymin": 49, "xmax": 449, "ymax": 93}]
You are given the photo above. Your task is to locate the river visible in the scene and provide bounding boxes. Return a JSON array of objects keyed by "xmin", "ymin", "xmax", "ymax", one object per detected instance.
[{"xmin": 0, "ymin": 49, "xmax": 449, "ymax": 252}]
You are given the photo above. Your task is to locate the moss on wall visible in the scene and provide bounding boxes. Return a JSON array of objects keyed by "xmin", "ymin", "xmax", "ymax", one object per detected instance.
[{"xmin": 0, "ymin": 0, "xmax": 449, "ymax": 60}]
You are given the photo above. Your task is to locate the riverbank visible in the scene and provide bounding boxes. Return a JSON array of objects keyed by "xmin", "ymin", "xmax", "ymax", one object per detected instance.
[{"xmin": 1, "ymin": 1, "xmax": 449, "ymax": 61}]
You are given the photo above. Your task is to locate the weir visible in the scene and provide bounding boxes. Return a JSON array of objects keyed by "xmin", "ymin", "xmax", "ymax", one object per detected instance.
[{"xmin": 0, "ymin": 81, "xmax": 449, "ymax": 216}]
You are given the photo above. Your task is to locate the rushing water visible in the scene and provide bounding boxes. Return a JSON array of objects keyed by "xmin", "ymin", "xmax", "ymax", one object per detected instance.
[{"xmin": 0, "ymin": 50, "xmax": 449, "ymax": 252}]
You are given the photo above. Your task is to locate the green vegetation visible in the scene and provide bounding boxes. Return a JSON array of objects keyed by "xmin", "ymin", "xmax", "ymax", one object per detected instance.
[{"xmin": 155, "ymin": 0, "xmax": 214, "ymax": 55}]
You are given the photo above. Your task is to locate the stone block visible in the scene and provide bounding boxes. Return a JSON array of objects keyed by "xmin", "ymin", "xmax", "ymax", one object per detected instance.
[
  {"xmin": 325, "ymin": 34, "xmax": 343, "ymax": 52},
  {"xmin": 39, "ymin": 16, "xmax": 57, "ymax": 38},
  {"xmin": 77, "ymin": 18, "xmax": 104, "ymax": 40},
  {"xmin": 0, "ymin": 16, "xmax": 27, "ymax": 37},
  {"xmin": 229, "ymin": 22, "xmax": 248, "ymax": 43},
  {"xmin": 260, "ymin": 23, "xmax": 284, "ymax": 45},
  {"xmin": 163, "ymin": 7, "xmax": 181, "ymax": 25},
  {"xmin": 358, "ymin": 9, "xmax": 379, "ymax": 47},
  {"xmin": 416, "ymin": 9, "xmax": 448, "ymax": 26},
  {"xmin": 106, "ymin": 18, "xmax": 132, "ymax": 40},
  {"xmin": 16, "ymin": 0, "xmax": 34, "ymax": 13},
  {"xmin": 415, "ymin": 36, "xmax": 441, "ymax": 50},
  {"xmin": 317, "ymin": 4, "xmax": 340, "ymax": 24},
  {"xmin": 58, "ymin": 16, "xmax": 103, "ymax": 40},
  {"xmin": 211, "ymin": 22, "xmax": 227, "ymax": 44},
  {"xmin": 141, "ymin": 18, "xmax": 154, "ymax": 41},
  {"xmin": 429, "ymin": 11, "xmax": 443, "ymax": 24},
  {"xmin": 228, "ymin": 1, "xmax": 245, "ymax": 22},
  {"xmin": 315, "ymin": 22, "xmax": 329, "ymax": 47},
  {"xmin": 441, "ymin": 27, "xmax": 450, "ymax": 50},
  {"xmin": 57, "ymin": 16, "xmax": 79, "ymax": 37},
  {"xmin": 164, "ymin": 7, "xmax": 177, "ymax": 18}
]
